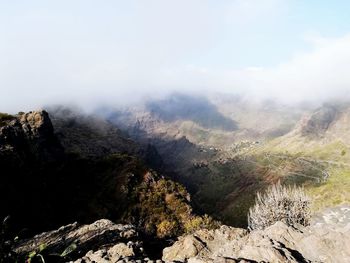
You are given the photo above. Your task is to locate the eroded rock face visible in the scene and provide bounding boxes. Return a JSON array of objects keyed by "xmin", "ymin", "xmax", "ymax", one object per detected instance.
[
  {"xmin": 300, "ymin": 105, "xmax": 338, "ymax": 137},
  {"xmin": 20, "ymin": 111, "xmax": 54, "ymax": 138},
  {"xmin": 162, "ymin": 218, "xmax": 350, "ymax": 263},
  {"xmin": 13, "ymin": 206, "xmax": 350, "ymax": 263},
  {"xmin": 14, "ymin": 219, "xmax": 144, "ymax": 262},
  {"xmin": 0, "ymin": 110, "xmax": 67, "ymax": 232},
  {"xmin": 0, "ymin": 110, "xmax": 63, "ymax": 160}
]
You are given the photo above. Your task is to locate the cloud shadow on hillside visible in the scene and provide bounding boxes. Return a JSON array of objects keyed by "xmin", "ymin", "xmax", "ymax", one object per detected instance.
[{"xmin": 146, "ymin": 93, "xmax": 238, "ymax": 131}]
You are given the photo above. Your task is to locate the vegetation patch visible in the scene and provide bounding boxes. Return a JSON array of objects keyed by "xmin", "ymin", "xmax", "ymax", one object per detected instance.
[
  {"xmin": 307, "ymin": 167, "xmax": 350, "ymax": 211},
  {"xmin": 129, "ymin": 173, "xmax": 219, "ymax": 238},
  {"xmin": 0, "ymin": 113, "xmax": 15, "ymax": 126}
]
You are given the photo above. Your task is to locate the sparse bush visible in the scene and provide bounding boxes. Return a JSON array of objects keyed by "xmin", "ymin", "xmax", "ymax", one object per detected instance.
[
  {"xmin": 184, "ymin": 214, "xmax": 220, "ymax": 234},
  {"xmin": 0, "ymin": 113, "xmax": 15, "ymax": 126},
  {"xmin": 157, "ymin": 220, "xmax": 178, "ymax": 238},
  {"xmin": 0, "ymin": 113, "xmax": 14, "ymax": 121},
  {"xmin": 248, "ymin": 182, "xmax": 311, "ymax": 230}
]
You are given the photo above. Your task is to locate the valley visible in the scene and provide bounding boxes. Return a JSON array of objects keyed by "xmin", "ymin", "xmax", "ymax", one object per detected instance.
[
  {"xmin": 1, "ymin": 95, "xmax": 350, "ymax": 262},
  {"xmin": 99, "ymin": 93, "xmax": 350, "ymax": 227}
]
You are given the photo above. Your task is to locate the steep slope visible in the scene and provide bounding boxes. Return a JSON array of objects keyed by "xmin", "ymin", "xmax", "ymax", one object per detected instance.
[
  {"xmin": 208, "ymin": 93, "xmax": 306, "ymax": 141},
  {"xmin": 0, "ymin": 111, "xmax": 66, "ymax": 231},
  {"xmin": 263, "ymin": 103, "xmax": 350, "ymax": 156},
  {"xmin": 146, "ymin": 93, "xmax": 238, "ymax": 131},
  {"xmin": 0, "ymin": 109, "xmax": 214, "ymax": 242},
  {"xmin": 256, "ymin": 103, "xmax": 350, "ymax": 211},
  {"xmin": 48, "ymin": 106, "xmax": 140, "ymax": 158},
  {"xmin": 102, "ymin": 93, "xmax": 304, "ymax": 148},
  {"xmin": 49, "ymin": 106, "xmax": 164, "ymax": 170},
  {"xmin": 96, "ymin": 94, "xmax": 312, "ymax": 227}
]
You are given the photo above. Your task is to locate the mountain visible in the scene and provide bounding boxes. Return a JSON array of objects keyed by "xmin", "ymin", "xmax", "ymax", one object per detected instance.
[
  {"xmin": 94, "ymin": 94, "xmax": 350, "ymax": 228},
  {"xmin": 0, "ymin": 109, "xmax": 216, "ymax": 244},
  {"xmin": 264, "ymin": 102, "xmax": 350, "ymax": 156},
  {"xmin": 101, "ymin": 93, "xmax": 305, "ymax": 147},
  {"xmin": 2, "ymin": 99, "xmax": 350, "ymax": 262},
  {"xmin": 0, "ymin": 110, "xmax": 66, "ymax": 231},
  {"xmin": 49, "ymin": 106, "xmax": 141, "ymax": 158},
  {"xmin": 255, "ymin": 102, "xmax": 350, "ymax": 212},
  {"xmin": 94, "ymin": 94, "xmax": 315, "ymax": 227},
  {"xmin": 145, "ymin": 93, "xmax": 238, "ymax": 131}
]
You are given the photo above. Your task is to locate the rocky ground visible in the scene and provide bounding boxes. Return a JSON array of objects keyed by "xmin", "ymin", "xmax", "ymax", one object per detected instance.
[
  {"xmin": 14, "ymin": 219, "xmax": 146, "ymax": 263},
  {"xmin": 312, "ymin": 204, "xmax": 350, "ymax": 228},
  {"xmin": 13, "ymin": 205, "xmax": 350, "ymax": 263}
]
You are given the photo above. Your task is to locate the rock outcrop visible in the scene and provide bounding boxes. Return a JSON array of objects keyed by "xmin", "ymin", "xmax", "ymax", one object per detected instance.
[
  {"xmin": 14, "ymin": 219, "xmax": 145, "ymax": 262},
  {"xmin": 162, "ymin": 207, "xmax": 350, "ymax": 263},
  {"xmin": 300, "ymin": 104, "xmax": 338, "ymax": 138},
  {"xmin": 0, "ymin": 110, "xmax": 206, "ymax": 244},
  {"xmin": 0, "ymin": 110, "xmax": 67, "ymax": 232},
  {"xmin": 0, "ymin": 110, "xmax": 63, "ymax": 160},
  {"xmin": 15, "ymin": 207, "xmax": 350, "ymax": 262}
]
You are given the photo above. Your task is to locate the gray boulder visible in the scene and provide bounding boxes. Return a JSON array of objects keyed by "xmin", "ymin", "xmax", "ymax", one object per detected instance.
[
  {"xmin": 162, "ymin": 217, "xmax": 350, "ymax": 263},
  {"xmin": 14, "ymin": 219, "xmax": 143, "ymax": 262}
]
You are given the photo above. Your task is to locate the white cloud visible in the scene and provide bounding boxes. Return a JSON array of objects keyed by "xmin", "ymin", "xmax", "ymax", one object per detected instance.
[
  {"xmin": 1, "ymin": 1, "xmax": 350, "ymax": 112},
  {"xmin": 154, "ymin": 34, "xmax": 350, "ymax": 104},
  {"xmin": 249, "ymin": 34, "xmax": 350, "ymax": 103}
]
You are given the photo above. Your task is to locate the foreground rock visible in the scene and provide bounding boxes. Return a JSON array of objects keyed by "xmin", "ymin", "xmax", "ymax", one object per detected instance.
[
  {"xmin": 14, "ymin": 219, "xmax": 146, "ymax": 262},
  {"xmin": 14, "ymin": 208, "xmax": 350, "ymax": 263},
  {"xmin": 163, "ymin": 213, "xmax": 350, "ymax": 263}
]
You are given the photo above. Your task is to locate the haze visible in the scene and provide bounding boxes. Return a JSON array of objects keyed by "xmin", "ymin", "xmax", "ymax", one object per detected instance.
[{"xmin": 2, "ymin": 0, "xmax": 350, "ymax": 112}]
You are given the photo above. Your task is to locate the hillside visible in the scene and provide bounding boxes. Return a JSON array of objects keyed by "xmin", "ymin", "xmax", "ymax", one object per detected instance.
[
  {"xmin": 0, "ymin": 109, "xmax": 216, "ymax": 245},
  {"xmin": 95, "ymin": 94, "xmax": 317, "ymax": 227},
  {"xmin": 261, "ymin": 103, "xmax": 350, "ymax": 158},
  {"xmin": 102, "ymin": 93, "xmax": 305, "ymax": 147},
  {"xmin": 1, "ymin": 103, "xmax": 350, "ymax": 262},
  {"xmin": 252, "ymin": 103, "xmax": 350, "ymax": 211}
]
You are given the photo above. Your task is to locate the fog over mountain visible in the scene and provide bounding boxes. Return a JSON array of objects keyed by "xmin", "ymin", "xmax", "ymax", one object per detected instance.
[
  {"xmin": 2, "ymin": 1, "xmax": 350, "ymax": 112},
  {"xmin": 3, "ymin": 2, "xmax": 350, "ymax": 262}
]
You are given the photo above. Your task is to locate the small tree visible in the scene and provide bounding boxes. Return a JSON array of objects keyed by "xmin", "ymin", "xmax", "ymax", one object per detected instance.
[{"xmin": 248, "ymin": 182, "xmax": 311, "ymax": 231}]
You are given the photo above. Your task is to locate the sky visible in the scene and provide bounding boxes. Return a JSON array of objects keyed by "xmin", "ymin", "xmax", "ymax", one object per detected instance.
[{"xmin": 1, "ymin": 0, "xmax": 350, "ymax": 112}]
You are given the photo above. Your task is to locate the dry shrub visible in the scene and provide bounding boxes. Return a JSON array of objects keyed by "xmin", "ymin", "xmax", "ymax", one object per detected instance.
[
  {"xmin": 184, "ymin": 214, "xmax": 220, "ymax": 234},
  {"xmin": 248, "ymin": 182, "xmax": 311, "ymax": 230}
]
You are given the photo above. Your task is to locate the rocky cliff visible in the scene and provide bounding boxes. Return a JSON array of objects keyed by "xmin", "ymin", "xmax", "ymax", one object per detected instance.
[
  {"xmin": 162, "ymin": 213, "xmax": 350, "ymax": 263},
  {"xmin": 0, "ymin": 110, "xmax": 66, "ymax": 232},
  {"xmin": 164, "ymin": 206, "xmax": 350, "ymax": 263},
  {"xmin": 0, "ymin": 110, "xmax": 63, "ymax": 161},
  {"xmin": 0, "ymin": 109, "xmax": 218, "ymax": 261},
  {"xmin": 12, "ymin": 205, "xmax": 350, "ymax": 262}
]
